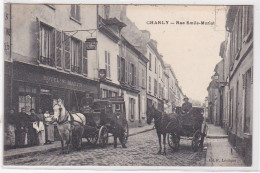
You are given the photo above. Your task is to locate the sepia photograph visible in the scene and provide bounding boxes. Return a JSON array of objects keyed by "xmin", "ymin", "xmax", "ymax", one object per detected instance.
[{"xmin": 1, "ymin": 2, "xmax": 258, "ymax": 169}]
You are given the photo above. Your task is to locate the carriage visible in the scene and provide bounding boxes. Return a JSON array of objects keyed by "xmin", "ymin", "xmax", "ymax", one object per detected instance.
[
  {"xmin": 81, "ymin": 96, "xmax": 129, "ymax": 147},
  {"xmin": 167, "ymin": 106, "xmax": 208, "ymax": 152}
]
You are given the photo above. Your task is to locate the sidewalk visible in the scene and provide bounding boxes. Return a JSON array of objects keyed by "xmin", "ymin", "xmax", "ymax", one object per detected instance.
[
  {"xmin": 4, "ymin": 124, "xmax": 154, "ymax": 161},
  {"xmin": 206, "ymin": 124, "xmax": 228, "ymax": 138},
  {"xmin": 205, "ymin": 124, "xmax": 245, "ymax": 166}
]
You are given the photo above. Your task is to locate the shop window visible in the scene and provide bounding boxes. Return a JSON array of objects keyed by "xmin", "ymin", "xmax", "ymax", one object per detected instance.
[
  {"xmin": 71, "ymin": 5, "xmax": 80, "ymax": 22},
  {"xmin": 18, "ymin": 85, "xmax": 37, "ymax": 114}
]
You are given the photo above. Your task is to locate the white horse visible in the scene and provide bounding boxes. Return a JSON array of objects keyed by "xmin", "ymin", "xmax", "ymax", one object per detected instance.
[{"xmin": 52, "ymin": 99, "xmax": 86, "ymax": 153}]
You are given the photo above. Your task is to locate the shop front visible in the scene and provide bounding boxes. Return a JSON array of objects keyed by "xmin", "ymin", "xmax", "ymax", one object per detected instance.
[{"xmin": 11, "ymin": 62, "xmax": 99, "ymax": 116}]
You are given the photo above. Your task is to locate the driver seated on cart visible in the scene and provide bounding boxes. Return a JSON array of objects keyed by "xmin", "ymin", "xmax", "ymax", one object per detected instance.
[
  {"xmin": 181, "ymin": 97, "xmax": 192, "ymax": 115},
  {"xmin": 80, "ymin": 93, "xmax": 94, "ymax": 113}
]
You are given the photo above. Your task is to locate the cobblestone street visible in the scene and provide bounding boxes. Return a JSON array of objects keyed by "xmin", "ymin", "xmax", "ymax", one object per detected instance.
[{"xmin": 4, "ymin": 130, "xmax": 206, "ymax": 166}]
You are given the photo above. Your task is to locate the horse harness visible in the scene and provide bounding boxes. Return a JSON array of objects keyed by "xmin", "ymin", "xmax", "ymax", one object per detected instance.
[{"xmin": 54, "ymin": 104, "xmax": 84, "ymax": 126}]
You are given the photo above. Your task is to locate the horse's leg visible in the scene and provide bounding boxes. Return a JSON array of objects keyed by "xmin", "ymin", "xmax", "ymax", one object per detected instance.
[
  {"xmin": 163, "ymin": 133, "xmax": 167, "ymax": 155},
  {"xmin": 60, "ymin": 139, "xmax": 64, "ymax": 154},
  {"xmin": 157, "ymin": 131, "xmax": 162, "ymax": 154}
]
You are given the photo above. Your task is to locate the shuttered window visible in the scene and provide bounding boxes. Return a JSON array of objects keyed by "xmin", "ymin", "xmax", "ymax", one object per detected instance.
[
  {"xmin": 64, "ymin": 33, "xmax": 71, "ymax": 70},
  {"xmin": 125, "ymin": 60, "xmax": 128, "ymax": 83}
]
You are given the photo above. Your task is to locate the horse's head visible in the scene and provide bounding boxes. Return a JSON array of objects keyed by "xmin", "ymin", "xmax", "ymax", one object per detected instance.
[
  {"xmin": 52, "ymin": 98, "xmax": 65, "ymax": 122},
  {"xmin": 147, "ymin": 104, "xmax": 155, "ymax": 125}
]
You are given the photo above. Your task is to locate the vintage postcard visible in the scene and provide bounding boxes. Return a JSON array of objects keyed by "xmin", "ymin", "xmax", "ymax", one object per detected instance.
[{"xmin": 2, "ymin": 2, "xmax": 259, "ymax": 170}]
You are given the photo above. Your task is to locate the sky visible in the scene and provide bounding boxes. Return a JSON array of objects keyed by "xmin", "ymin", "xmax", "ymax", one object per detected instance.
[{"xmin": 126, "ymin": 5, "xmax": 226, "ymax": 102}]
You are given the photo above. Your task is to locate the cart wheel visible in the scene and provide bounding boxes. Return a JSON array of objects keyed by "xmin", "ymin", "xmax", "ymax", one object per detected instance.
[
  {"xmin": 122, "ymin": 122, "xmax": 129, "ymax": 145},
  {"xmin": 98, "ymin": 126, "xmax": 109, "ymax": 148},
  {"xmin": 167, "ymin": 132, "xmax": 180, "ymax": 152},
  {"xmin": 192, "ymin": 130, "xmax": 201, "ymax": 152}
]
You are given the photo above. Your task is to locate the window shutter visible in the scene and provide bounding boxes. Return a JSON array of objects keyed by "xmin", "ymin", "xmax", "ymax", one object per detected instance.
[
  {"xmin": 64, "ymin": 33, "xmax": 71, "ymax": 70},
  {"xmin": 55, "ymin": 30, "xmax": 62, "ymax": 68},
  {"xmin": 76, "ymin": 5, "xmax": 80, "ymax": 21},
  {"xmin": 251, "ymin": 66, "xmax": 253, "ymax": 84},
  {"xmin": 129, "ymin": 63, "xmax": 132, "ymax": 85},
  {"xmin": 108, "ymin": 52, "xmax": 110, "ymax": 78},
  {"xmin": 37, "ymin": 19, "xmax": 41, "ymax": 62},
  {"xmin": 71, "ymin": 5, "xmax": 75, "ymax": 17},
  {"xmin": 117, "ymin": 55, "xmax": 121, "ymax": 81},
  {"xmin": 242, "ymin": 74, "xmax": 245, "ymax": 89},
  {"xmin": 82, "ymin": 42, "xmax": 88, "ymax": 75},
  {"xmin": 50, "ymin": 29, "xmax": 55, "ymax": 67},
  {"xmin": 125, "ymin": 60, "xmax": 128, "ymax": 83},
  {"xmin": 78, "ymin": 41, "xmax": 83, "ymax": 74},
  {"xmin": 134, "ymin": 65, "xmax": 137, "ymax": 86}
]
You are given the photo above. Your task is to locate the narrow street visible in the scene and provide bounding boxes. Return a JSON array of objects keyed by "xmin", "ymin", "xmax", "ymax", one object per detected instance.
[{"xmin": 4, "ymin": 129, "xmax": 206, "ymax": 166}]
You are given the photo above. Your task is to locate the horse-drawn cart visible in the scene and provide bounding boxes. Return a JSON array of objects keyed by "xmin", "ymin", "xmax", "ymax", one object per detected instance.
[
  {"xmin": 167, "ymin": 106, "xmax": 207, "ymax": 152},
  {"xmin": 81, "ymin": 96, "xmax": 129, "ymax": 148}
]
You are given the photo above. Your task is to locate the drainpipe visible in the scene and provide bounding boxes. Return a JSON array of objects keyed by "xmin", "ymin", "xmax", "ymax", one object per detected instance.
[{"xmin": 10, "ymin": 3, "xmax": 13, "ymax": 109}]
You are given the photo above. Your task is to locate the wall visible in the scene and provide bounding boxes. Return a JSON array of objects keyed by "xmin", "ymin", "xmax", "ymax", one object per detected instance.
[{"xmin": 11, "ymin": 4, "xmax": 98, "ymax": 80}]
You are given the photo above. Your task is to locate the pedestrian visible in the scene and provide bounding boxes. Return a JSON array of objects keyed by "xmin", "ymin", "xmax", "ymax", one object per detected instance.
[
  {"xmin": 4, "ymin": 108, "xmax": 16, "ymax": 149},
  {"xmin": 44, "ymin": 110, "xmax": 54, "ymax": 144},
  {"xmin": 15, "ymin": 108, "xmax": 29, "ymax": 148},
  {"xmin": 37, "ymin": 108, "xmax": 46, "ymax": 145},
  {"xmin": 27, "ymin": 109, "xmax": 40, "ymax": 146},
  {"xmin": 111, "ymin": 111, "xmax": 127, "ymax": 148}
]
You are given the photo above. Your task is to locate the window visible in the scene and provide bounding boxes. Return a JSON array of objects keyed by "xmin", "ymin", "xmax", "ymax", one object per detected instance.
[
  {"xmin": 154, "ymin": 79, "xmax": 157, "ymax": 96},
  {"xmin": 71, "ymin": 5, "xmax": 80, "ymax": 22},
  {"xmin": 71, "ymin": 38, "xmax": 82, "ymax": 74},
  {"xmin": 105, "ymin": 51, "xmax": 111, "ymax": 78},
  {"xmin": 129, "ymin": 98, "xmax": 135, "ymax": 120},
  {"xmin": 148, "ymin": 76, "xmax": 151, "ymax": 91},
  {"xmin": 149, "ymin": 53, "xmax": 152, "ymax": 70},
  {"xmin": 39, "ymin": 23, "xmax": 55, "ymax": 67},
  {"xmin": 18, "ymin": 85, "xmax": 37, "ymax": 114}
]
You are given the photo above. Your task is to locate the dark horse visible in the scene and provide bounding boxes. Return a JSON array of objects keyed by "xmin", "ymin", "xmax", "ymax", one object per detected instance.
[{"xmin": 147, "ymin": 104, "xmax": 180, "ymax": 155}]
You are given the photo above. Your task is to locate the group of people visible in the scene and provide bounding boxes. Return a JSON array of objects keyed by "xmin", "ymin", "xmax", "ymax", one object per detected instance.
[{"xmin": 4, "ymin": 107, "xmax": 55, "ymax": 149}]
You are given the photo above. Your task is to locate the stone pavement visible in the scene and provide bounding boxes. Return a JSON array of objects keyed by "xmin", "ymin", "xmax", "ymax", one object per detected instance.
[
  {"xmin": 4, "ymin": 124, "xmax": 154, "ymax": 161},
  {"xmin": 206, "ymin": 124, "xmax": 228, "ymax": 138},
  {"xmin": 4, "ymin": 129, "xmax": 206, "ymax": 166},
  {"xmin": 205, "ymin": 124, "xmax": 245, "ymax": 167}
]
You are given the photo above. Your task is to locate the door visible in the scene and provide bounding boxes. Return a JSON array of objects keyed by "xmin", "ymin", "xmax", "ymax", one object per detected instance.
[{"xmin": 40, "ymin": 94, "xmax": 53, "ymax": 113}]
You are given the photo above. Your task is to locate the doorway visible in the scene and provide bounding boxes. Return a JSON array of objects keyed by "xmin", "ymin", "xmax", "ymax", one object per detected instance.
[{"xmin": 40, "ymin": 94, "xmax": 53, "ymax": 113}]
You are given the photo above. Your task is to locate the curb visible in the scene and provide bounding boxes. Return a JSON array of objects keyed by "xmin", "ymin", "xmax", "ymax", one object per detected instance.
[
  {"xmin": 206, "ymin": 135, "xmax": 228, "ymax": 139},
  {"xmin": 4, "ymin": 127, "xmax": 154, "ymax": 161}
]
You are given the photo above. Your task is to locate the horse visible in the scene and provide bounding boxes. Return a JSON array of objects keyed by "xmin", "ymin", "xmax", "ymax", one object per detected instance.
[
  {"xmin": 147, "ymin": 104, "xmax": 180, "ymax": 155},
  {"xmin": 52, "ymin": 99, "xmax": 86, "ymax": 154}
]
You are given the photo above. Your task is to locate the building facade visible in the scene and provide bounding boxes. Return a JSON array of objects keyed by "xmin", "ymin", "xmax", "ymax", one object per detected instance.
[
  {"xmin": 5, "ymin": 4, "xmax": 100, "ymax": 115},
  {"xmin": 208, "ymin": 6, "xmax": 253, "ymax": 165}
]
